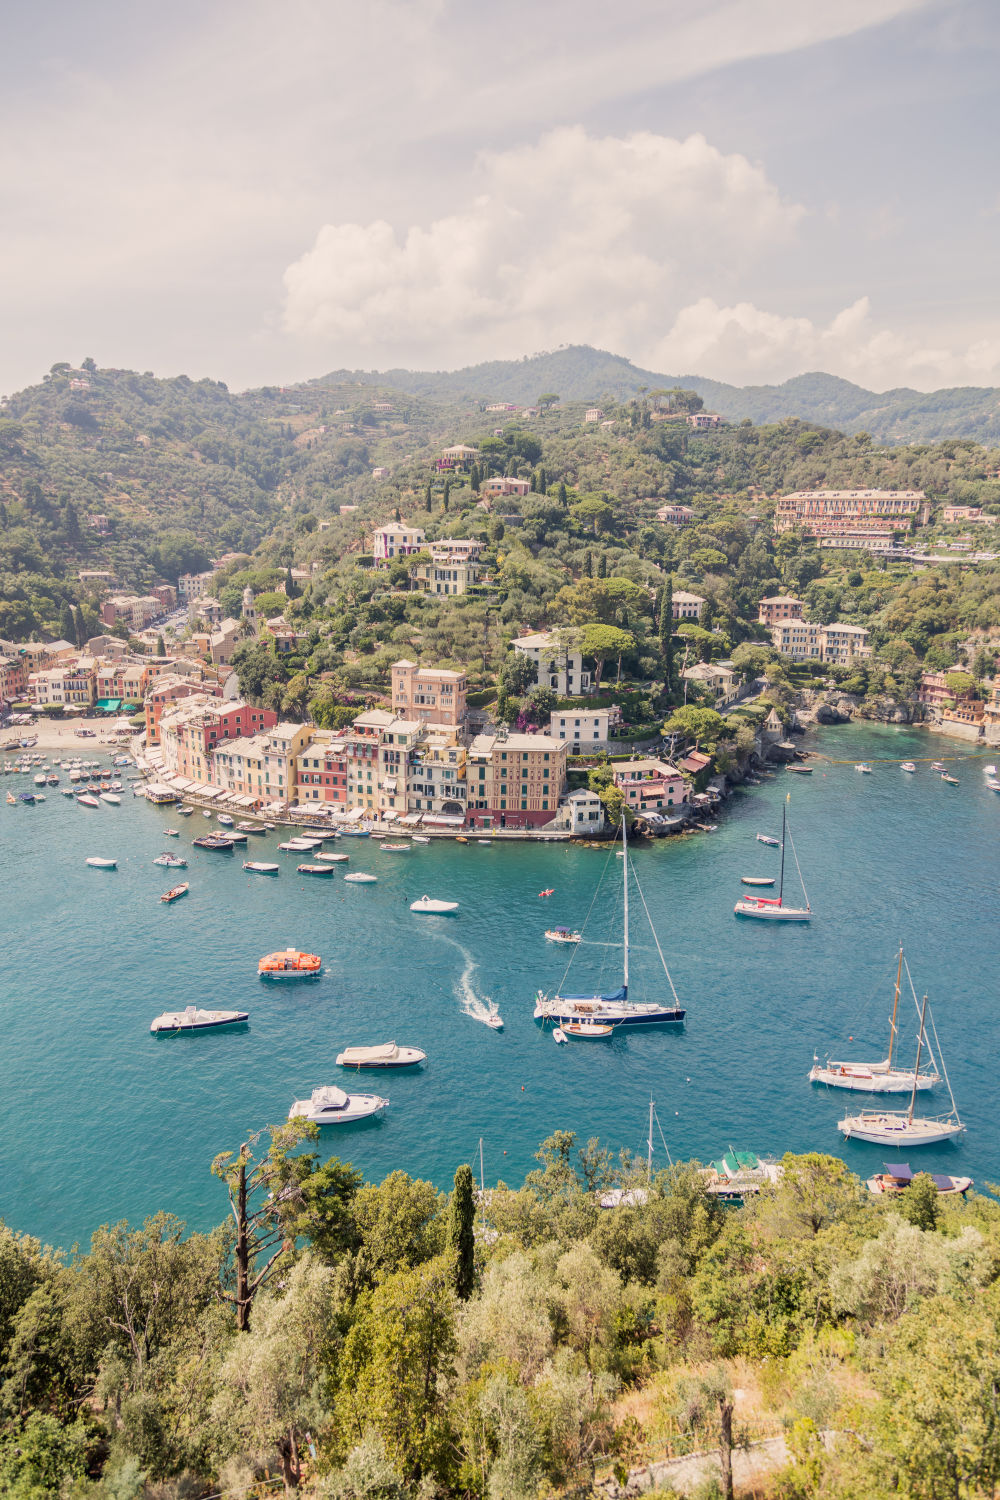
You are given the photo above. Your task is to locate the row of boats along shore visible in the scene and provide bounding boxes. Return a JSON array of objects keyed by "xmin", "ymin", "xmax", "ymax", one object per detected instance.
[{"xmin": 11, "ymin": 745, "xmax": 980, "ymax": 1191}]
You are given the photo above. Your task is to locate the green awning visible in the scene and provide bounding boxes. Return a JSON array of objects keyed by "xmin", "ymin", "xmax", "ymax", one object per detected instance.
[
  {"xmin": 122, "ymin": 701, "xmax": 141, "ymax": 710},
  {"xmin": 95, "ymin": 698, "xmax": 122, "ymax": 711}
]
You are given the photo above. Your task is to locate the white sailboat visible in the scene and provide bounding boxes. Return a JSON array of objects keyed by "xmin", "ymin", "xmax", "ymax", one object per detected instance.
[
  {"xmin": 734, "ymin": 797, "xmax": 811, "ymax": 921},
  {"xmin": 534, "ymin": 817, "xmax": 686, "ymax": 1028},
  {"xmin": 809, "ymin": 946, "xmax": 940, "ymax": 1092},
  {"xmin": 838, "ymin": 991, "xmax": 964, "ymax": 1146}
]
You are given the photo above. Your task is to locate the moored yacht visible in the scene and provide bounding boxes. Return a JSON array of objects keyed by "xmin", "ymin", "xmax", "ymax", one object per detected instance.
[
  {"xmin": 150, "ymin": 1006, "xmax": 248, "ymax": 1033},
  {"xmin": 336, "ymin": 1042, "xmax": 426, "ymax": 1068},
  {"xmin": 410, "ymin": 893, "xmax": 457, "ymax": 911},
  {"xmin": 288, "ymin": 1085, "xmax": 387, "ymax": 1124}
]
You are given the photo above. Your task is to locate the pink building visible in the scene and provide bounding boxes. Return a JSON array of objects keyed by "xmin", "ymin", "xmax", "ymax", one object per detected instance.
[
  {"xmin": 480, "ymin": 477, "xmax": 530, "ymax": 498},
  {"xmin": 295, "ymin": 733, "xmax": 349, "ymax": 807},
  {"xmin": 757, "ymin": 595, "xmax": 805, "ymax": 626},
  {"xmin": 611, "ymin": 758, "xmax": 688, "ymax": 814},
  {"xmin": 655, "ymin": 504, "xmax": 695, "ymax": 525},
  {"xmin": 391, "ymin": 659, "xmax": 467, "ymax": 728}
]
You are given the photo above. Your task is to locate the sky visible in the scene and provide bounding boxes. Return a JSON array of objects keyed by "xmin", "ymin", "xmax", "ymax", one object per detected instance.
[{"xmin": 2, "ymin": 0, "xmax": 999, "ymax": 395}]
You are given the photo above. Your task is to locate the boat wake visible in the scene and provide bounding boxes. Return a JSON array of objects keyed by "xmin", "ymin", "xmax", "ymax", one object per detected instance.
[{"xmin": 436, "ymin": 933, "xmax": 503, "ymax": 1029}]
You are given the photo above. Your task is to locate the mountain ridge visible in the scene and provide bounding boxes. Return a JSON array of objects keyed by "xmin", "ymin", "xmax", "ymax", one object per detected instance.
[{"xmin": 308, "ymin": 345, "xmax": 1000, "ymax": 446}]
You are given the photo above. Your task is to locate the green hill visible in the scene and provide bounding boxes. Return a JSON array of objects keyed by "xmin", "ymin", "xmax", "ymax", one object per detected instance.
[{"xmin": 313, "ymin": 346, "xmax": 1000, "ymax": 445}]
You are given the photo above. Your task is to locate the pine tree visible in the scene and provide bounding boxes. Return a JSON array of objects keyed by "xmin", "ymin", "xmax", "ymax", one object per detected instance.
[{"xmin": 448, "ymin": 1163, "xmax": 476, "ymax": 1301}]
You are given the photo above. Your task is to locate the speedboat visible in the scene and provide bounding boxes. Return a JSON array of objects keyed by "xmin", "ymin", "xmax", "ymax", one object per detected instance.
[
  {"xmin": 288, "ymin": 1085, "xmax": 387, "ymax": 1125},
  {"xmin": 19, "ymin": 792, "xmax": 36, "ymax": 803},
  {"xmin": 243, "ymin": 861, "xmax": 279, "ymax": 874},
  {"xmin": 85, "ymin": 856, "xmax": 117, "ymax": 869},
  {"xmin": 855, "ymin": 763, "xmax": 873, "ymax": 774},
  {"xmin": 756, "ymin": 833, "xmax": 780, "ymax": 846},
  {"xmin": 314, "ymin": 851, "xmax": 349, "ymax": 863},
  {"xmin": 987, "ymin": 779, "xmax": 1000, "ymax": 792},
  {"xmin": 163, "ymin": 828, "xmax": 180, "ymax": 837},
  {"xmin": 545, "ymin": 926, "xmax": 581, "ymax": 944},
  {"xmin": 201, "ymin": 809, "xmax": 213, "ymax": 818},
  {"xmin": 900, "ymin": 762, "xmax": 916, "ymax": 773},
  {"xmin": 60, "ymin": 788, "xmax": 75, "ymax": 797},
  {"xmin": 410, "ymin": 894, "xmax": 457, "ymax": 912},
  {"xmin": 941, "ymin": 773, "xmax": 960, "ymax": 785},
  {"xmin": 176, "ymin": 806, "xmax": 193, "ymax": 816},
  {"xmin": 33, "ymin": 773, "xmax": 46, "ymax": 785},
  {"xmin": 152, "ymin": 853, "xmax": 188, "ymax": 867},
  {"xmin": 151, "ymin": 1006, "xmax": 248, "ymax": 1034},
  {"xmin": 482, "ymin": 1009, "xmax": 504, "ymax": 1030},
  {"xmin": 237, "ymin": 822, "xmax": 264, "ymax": 833},
  {"xmin": 258, "ymin": 949, "xmax": 322, "ymax": 978},
  {"xmin": 297, "ymin": 863, "xmax": 334, "ymax": 876},
  {"xmin": 866, "ymin": 1162, "xmax": 972, "ymax": 1197},
  {"xmin": 985, "ymin": 764, "xmax": 997, "ymax": 775},
  {"xmin": 344, "ymin": 872, "xmax": 378, "ymax": 884},
  {"xmin": 217, "ymin": 814, "xmax": 234, "ymax": 826},
  {"xmin": 379, "ymin": 843, "xmax": 411, "ymax": 852},
  {"xmin": 160, "ymin": 883, "xmax": 190, "ymax": 903},
  {"xmin": 412, "ymin": 835, "xmax": 431, "ymax": 844},
  {"xmin": 192, "ymin": 834, "xmax": 234, "ymax": 850},
  {"xmin": 99, "ymin": 793, "xmax": 121, "ymax": 805},
  {"xmin": 336, "ymin": 1042, "xmax": 426, "ymax": 1068},
  {"xmin": 931, "ymin": 761, "xmax": 946, "ymax": 772}
]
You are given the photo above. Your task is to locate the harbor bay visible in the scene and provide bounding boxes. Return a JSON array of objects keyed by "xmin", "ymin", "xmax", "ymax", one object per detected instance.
[{"xmin": 3, "ymin": 720, "xmax": 998, "ymax": 1251}]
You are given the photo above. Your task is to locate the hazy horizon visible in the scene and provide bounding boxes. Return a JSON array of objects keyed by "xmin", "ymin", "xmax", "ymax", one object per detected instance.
[{"xmin": 3, "ymin": 0, "xmax": 998, "ymax": 397}]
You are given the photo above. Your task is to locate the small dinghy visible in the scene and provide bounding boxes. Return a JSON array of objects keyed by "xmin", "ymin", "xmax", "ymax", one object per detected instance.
[
  {"xmin": 237, "ymin": 821, "xmax": 264, "ymax": 834},
  {"xmin": 77, "ymin": 794, "xmax": 100, "ymax": 808},
  {"xmin": 379, "ymin": 842, "xmax": 411, "ymax": 852},
  {"xmin": 151, "ymin": 1006, "xmax": 248, "ymax": 1034},
  {"xmin": 412, "ymin": 835, "xmax": 431, "ymax": 844},
  {"xmin": 344, "ymin": 872, "xmax": 378, "ymax": 883},
  {"xmin": 85, "ymin": 856, "xmax": 117, "ymax": 869},
  {"xmin": 99, "ymin": 792, "xmax": 121, "ymax": 805},
  {"xmin": 163, "ymin": 828, "xmax": 180, "ymax": 837},
  {"xmin": 741, "ymin": 876, "xmax": 775, "ymax": 887},
  {"xmin": 336, "ymin": 1042, "xmax": 426, "ymax": 1069},
  {"xmin": 297, "ymin": 863, "xmax": 334, "ymax": 876},
  {"xmin": 410, "ymin": 894, "xmax": 457, "ymax": 912},
  {"xmin": 941, "ymin": 772, "xmax": 960, "ymax": 785},
  {"xmin": 756, "ymin": 833, "xmax": 780, "ymax": 847},
  {"xmin": 160, "ymin": 883, "xmax": 190, "ymax": 903},
  {"xmin": 314, "ymin": 851, "xmax": 349, "ymax": 863},
  {"xmin": 243, "ymin": 861, "xmax": 279, "ymax": 874},
  {"xmin": 562, "ymin": 1020, "xmax": 614, "ymax": 1039},
  {"xmin": 553, "ymin": 1027, "xmax": 568, "ymax": 1044}
]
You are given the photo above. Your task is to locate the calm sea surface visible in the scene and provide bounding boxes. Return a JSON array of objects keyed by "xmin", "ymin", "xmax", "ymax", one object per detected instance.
[{"xmin": 2, "ymin": 722, "xmax": 998, "ymax": 1250}]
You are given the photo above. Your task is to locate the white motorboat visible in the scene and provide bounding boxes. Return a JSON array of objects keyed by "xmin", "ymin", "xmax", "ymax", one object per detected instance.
[
  {"xmin": 756, "ymin": 833, "xmax": 780, "ymax": 847},
  {"xmin": 735, "ymin": 798, "xmax": 811, "ymax": 921},
  {"xmin": 900, "ymin": 761, "xmax": 916, "ymax": 773},
  {"xmin": 410, "ymin": 894, "xmax": 458, "ymax": 912},
  {"xmin": 237, "ymin": 821, "xmax": 264, "ymax": 833},
  {"xmin": 163, "ymin": 828, "xmax": 180, "ymax": 837},
  {"xmin": 345, "ymin": 872, "xmax": 378, "ymax": 884},
  {"xmin": 217, "ymin": 814, "xmax": 234, "ymax": 826},
  {"xmin": 809, "ymin": 946, "xmax": 940, "ymax": 1093},
  {"xmin": 243, "ymin": 860, "xmax": 280, "ymax": 874},
  {"xmin": 412, "ymin": 835, "xmax": 431, "ymax": 843},
  {"xmin": 987, "ymin": 779, "xmax": 1000, "ymax": 792},
  {"xmin": 336, "ymin": 1042, "xmax": 426, "ymax": 1068},
  {"xmin": 314, "ymin": 851, "xmax": 349, "ymax": 863},
  {"xmin": 61, "ymin": 787, "xmax": 75, "ymax": 797},
  {"xmin": 866, "ymin": 1163, "xmax": 972, "ymax": 1198},
  {"xmin": 545, "ymin": 926, "xmax": 582, "ymax": 944},
  {"xmin": 931, "ymin": 761, "xmax": 947, "ymax": 772},
  {"xmin": 297, "ymin": 863, "xmax": 334, "ymax": 876},
  {"xmin": 379, "ymin": 842, "xmax": 411, "ymax": 852},
  {"xmin": 855, "ymin": 763, "xmax": 873, "ymax": 774},
  {"xmin": 33, "ymin": 773, "xmax": 46, "ymax": 786},
  {"xmin": 151, "ymin": 1005, "xmax": 248, "ymax": 1033},
  {"xmin": 152, "ymin": 851, "xmax": 188, "ymax": 867},
  {"xmin": 202, "ymin": 809, "xmax": 213, "ymax": 818},
  {"xmin": 535, "ymin": 817, "xmax": 685, "ymax": 1028},
  {"xmin": 176, "ymin": 806, "xmax": 193, "ymax": 816},
  {"xmin": 288, "ymin": 1085, "xmax": 388, "ymax": 1124},
  {"xmin": 278, "ymin": 839, "xmax": 319, "ymax": 852},
  {"xmin": 985, "ymin": 764, "xmax": 997, "ymax": 776},
  {"xmin": 85, "ymin": 856, "xmax": 117, "ymax": 869},
  {"xmin": 77, "ymin": 794, "xmax": 100, "ymax": 808},
  {"xmin": 482, "ymin": 1009, "xmax": 504, "ymax": 1030},
  {"xmin": 838, "ymin": 991, "xmax": 964, "ymax": 1146}
]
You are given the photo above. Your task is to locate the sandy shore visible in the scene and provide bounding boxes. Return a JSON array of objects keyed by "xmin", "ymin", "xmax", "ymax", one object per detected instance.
[{"xmin": 0, "ymin": 718, "xmax": 138, "ymax": 753}]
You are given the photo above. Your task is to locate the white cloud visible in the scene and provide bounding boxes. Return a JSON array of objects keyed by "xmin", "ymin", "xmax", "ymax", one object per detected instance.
[
  {"xmin": 282, "ymin": 127, "xmax": 803, "ymax": 362},
  {"xmin": 644, "ymin": 295, "xmax": 1000, "ymax": 389}
]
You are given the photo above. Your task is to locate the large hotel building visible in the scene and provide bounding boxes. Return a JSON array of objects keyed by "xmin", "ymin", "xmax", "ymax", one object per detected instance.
[{"xmin": 775, "ymin": 489, "xmax": 925, "ymax": 537}]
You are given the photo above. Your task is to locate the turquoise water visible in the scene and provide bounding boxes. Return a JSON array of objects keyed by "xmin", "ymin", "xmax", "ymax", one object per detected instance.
[{"xmin": 2, "ymin": 723, "xmax": 998, "ymax": 1250}]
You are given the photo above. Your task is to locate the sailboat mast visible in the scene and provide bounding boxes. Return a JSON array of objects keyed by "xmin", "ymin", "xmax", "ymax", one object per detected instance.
[
  {"xmin": 886, "ymin": 946, "xmax": 903, "ymax": 1070},
  {"xmin": 479, "ymin": 1138, "xmax": 484, "ymax": 1194},
  {"xmin": 908, "ymin": 993, "xmax": 928, "ymax": 1125},
  {"xmin": 622, "ymin": 815, "xmax": 630, "ymax": 996},
  {"xmin": 778, "ymin": 799, "xmax": 787, "ymax": 906},
  {"xmin": 647, "ymin": 1098, "xmax": 654, "ymax": 1183}
]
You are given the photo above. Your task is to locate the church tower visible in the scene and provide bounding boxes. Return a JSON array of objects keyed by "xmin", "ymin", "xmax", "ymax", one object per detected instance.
[{"xmin": 241, "ymin": 586, "xmax": 258, "ymax": 637}]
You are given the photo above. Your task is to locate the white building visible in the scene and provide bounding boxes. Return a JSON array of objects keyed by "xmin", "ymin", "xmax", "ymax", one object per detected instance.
[
  {"xmin": 371, "ymin": 523, "xmax": 426, "ymax": 564},
  {"xmin": 549, "ymin": 707, "xmax": 610, "ymax": 751},
  {"xmin": 682, "ymin": 660, "xmax": 740, "ymax": 707},
  {"xmin": 770, "ymin": 620, "xmax": 871, "ymax": 664},
  {"xmin": 559, "ymin": 787, "xmax": 606, "ymax": 835},
  {"xmin": 672, "ymin": 590, "xmax": 705, "ymax": 621},
  {"xmin": 511, "ymin": 630, "xmax": 591, "ymax": 696}
]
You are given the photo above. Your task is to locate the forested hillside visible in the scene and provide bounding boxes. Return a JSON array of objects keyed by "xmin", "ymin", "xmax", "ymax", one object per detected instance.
[
  {"xmin": 0, "ymin": 1129, "xmax": 998, "ymax": 1498},
  {"xmin": 315, "ymin": 346, "xmax": 1000, "ymax": 446}
]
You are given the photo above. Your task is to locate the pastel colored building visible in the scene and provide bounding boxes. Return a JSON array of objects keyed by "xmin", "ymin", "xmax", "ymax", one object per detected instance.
[
  {"xmin": 28, "ymin": 664, "xmax": 96, "ymax": 709},
  {"xmin": 682, "ymin": 660, "xmax": 740, "ymax": 706},
  {"xmin": 757, "ymin": 595, "xmax": 804, "ymax": 626},
  {"xmin": 144, "ymin": 675, "xmax": 212, "ymax": 745},
  {"xmin": 466, "ymin": 732, "xmax": 567, "ymax": 830},
  {"xmin": 295, "ymin": 731, "xmax": 349, "ymax": 807},
  {"xmin": 672, "ymin": 590, "xmax": 705, "ymax": 621},
  {"xmin": 769, "ymin": 620, "xmax": 871, "ymax": 664},
  {"xmin": 480, "ymin": 476, "xmax": 530, "ymax": 498},
  {"xmin": 775, "ymin": 489, "xmax": 924, "ymax": 536},
  {"xmin": 655, "ymin": 504, "xmax": 695, "ymax": 525},
  {"xmin": 611, "ymin": 758, "xmax": 689, "ymax": 815},
  {"xmin": 549, "ymin": 708, "xmax": 611, "ymax": 751},
  {"xmin": 410, "ymin": 551, "xmax": 480, "ymax": 596},
  {"xmin": 371, "ymin": 523, "xmax": 426, "ymax": 563},
  {"xmin": 391, "ymin": 660, "xmax": 467, "ymax": 728},
  {"xmin": 510, "ymin": 631, "xmax": 591, "ymax": 696}
]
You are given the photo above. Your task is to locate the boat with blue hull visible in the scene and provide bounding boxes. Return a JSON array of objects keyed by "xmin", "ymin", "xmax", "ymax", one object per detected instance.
[{"xmin": 534, "ymin": 817, "xmax": 686, "ymax": 1029}]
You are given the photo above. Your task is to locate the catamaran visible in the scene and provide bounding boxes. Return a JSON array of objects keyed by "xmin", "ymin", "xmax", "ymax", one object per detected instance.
[
  {"xmin": 809, "ymin": 946, "xmax": 940, "ymax": 1092},
  {"xmin": 534, "ymin": 817, "xmax": 686, "ymax": 1028},
  {"xmin": 734, "ymin": 798, "xmax": 811, "ymax": 921},
  {"xmin": 838, "ymin": 991, "xmax": 964, "ymax": 1146}
]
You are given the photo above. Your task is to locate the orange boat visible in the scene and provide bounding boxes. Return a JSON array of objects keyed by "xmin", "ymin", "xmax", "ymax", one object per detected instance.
[{"xmin": 258, "ymin": 948, "xmax": 322, "ymax": 979}]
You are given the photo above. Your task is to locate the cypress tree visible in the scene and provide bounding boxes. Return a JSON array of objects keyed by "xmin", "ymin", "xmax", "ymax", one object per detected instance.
[
  {"xmin": 558, "ymin": 480, "xmax": 568, "ymax": 506},
  {"xmin": 538, "ymin": 466, "xmax": 547, "ymax": 494},
  {"xmin": 530, "ymin": 470, "xmax": 538, "ymax": 493},
  {"xmin": 597, "ymin": 553, "xmax": 607, "ymax": 579},
  {"xmin": 449, "ymin": 1163, "xmax": 476, "ymax": 1301},
  {"xmin": 156, "ymin": 635, "xmax": 166, "ymax": 657},
  {"xmin": 583, "ymin": 550, "xmax": 592, "ymax": 577},
  {"xmin": 470, "ymin": 464, "xmax": 480, "ymax": 493},
  {"xmin": 425, "ymin": 483, "xmax": 432, "ymax": 512},
  {"xmin": 443, "ymin": 481, "xmax": 450, "ymax": 513},
  {"xmin": 660, "ymin": 578, "xmax": 675, "ymax": 692},
  {"xmin": 59, "ymin": 602, "xmax": 76, "ymax": 643}
]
